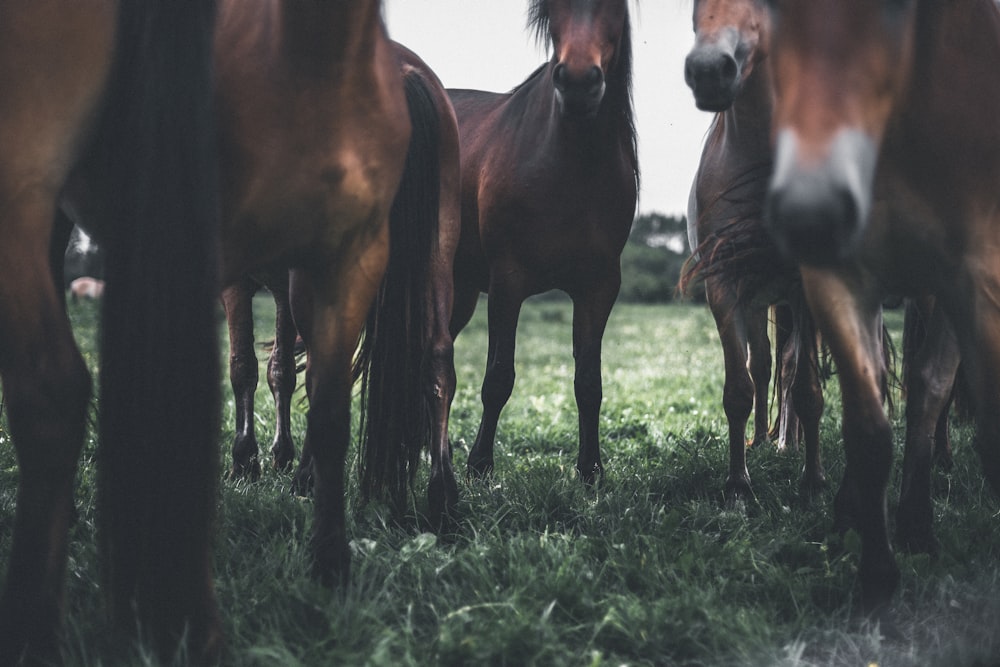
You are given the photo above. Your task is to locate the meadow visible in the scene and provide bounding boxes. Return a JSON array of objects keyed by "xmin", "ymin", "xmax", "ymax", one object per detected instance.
[{"xmin": 1, "ymin": 295, "xmax": 998, "ymax": 666}]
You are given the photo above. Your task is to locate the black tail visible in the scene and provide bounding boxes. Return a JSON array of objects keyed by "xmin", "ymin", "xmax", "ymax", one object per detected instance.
[
  {"xmin": 94, "ymin": 2, "xmax": 221, "ymax": 659},
  {"xmin": 356, "ymin": 70, "xmax": 442, "ymax": 510}
]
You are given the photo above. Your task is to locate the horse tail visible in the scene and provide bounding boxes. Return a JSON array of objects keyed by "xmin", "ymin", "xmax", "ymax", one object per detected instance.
[
  {"xmin": 356, "ymin": 68, "xmax": 441, "ymax": 510},
  {"xmin": 94, "ymin": 1, "xmax": 222, "ymax": 658}
]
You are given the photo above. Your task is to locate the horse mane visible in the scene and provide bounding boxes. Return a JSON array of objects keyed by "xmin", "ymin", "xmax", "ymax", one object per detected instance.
[
  {"xmin": 678, "ymin": 159, "xmax": 789, "ymax": 300},
  {"xmin": 524, "ymin": 0, "xmax": 640, "ymax": 191}
]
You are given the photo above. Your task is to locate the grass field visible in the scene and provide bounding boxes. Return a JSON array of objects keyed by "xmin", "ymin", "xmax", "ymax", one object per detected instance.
[{"xmin": 1, "ymin": 296, "xmax": 999, "ymax": 666}]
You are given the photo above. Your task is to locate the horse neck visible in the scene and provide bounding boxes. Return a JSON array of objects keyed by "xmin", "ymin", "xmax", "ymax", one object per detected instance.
[
  {"xmin": 277, "ymin": 0, "xmax": 384, "ymax": 73},
  {"xmin": 716, "ymin": 61, "xmax": 773, "ymax": 160},
  {"xmin": 897, "ymin": 0, "xmax": 1000, "ymax": 177},
  {"xmin": 513, "ymin": 58, "xmax": 636, "ymax": 167}
]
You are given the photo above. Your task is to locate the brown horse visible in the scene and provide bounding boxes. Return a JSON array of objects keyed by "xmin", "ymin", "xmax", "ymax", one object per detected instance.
[
  {"xmin": 682, "ymin": 0, "xmax": 825, "ymax": 502},
  {"xmin": 0, "ymin": 1, "xmax": 220, "ymax": 662},
  {"xmin": 212, "ymin": 0, "xmax": 410, "ymax": 587},
  {"xmin": 217, "ymin": 41, "xmax": 461, "ymax": 537},
  {"xmin": 447, "ymin": 0, "xmax": 639, "ymax": 484},
  {"xmin": 763, "ymin": 0, "xmax": 1000, "ymax": 614}
]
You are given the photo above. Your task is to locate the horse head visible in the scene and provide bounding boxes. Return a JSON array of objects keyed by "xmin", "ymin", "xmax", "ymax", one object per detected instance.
[
  {"xmin": 686, "ymin": 0, "xmax": 770, "ymax": 112},
  {"xmin": 763, "ymin": 0, "xmax": 918, "ymax": 266},
  {"xmin": 530, "ymin": 0, "xmax": 630, "ymax": 118}
]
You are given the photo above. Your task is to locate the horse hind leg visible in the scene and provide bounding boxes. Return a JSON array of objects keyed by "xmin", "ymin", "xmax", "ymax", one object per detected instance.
[
  {"xmin": 0, "ymin": 223, "xmax": 91, "ymax": 664},
  {"xmin": 266, "ymin": 271, "xmax": 297, "ymax": 472},
  {"xmin": 222, "ymin": 278, "xmax": 262, "ymax": 480},
  {"xmin": 790, "ymin": 307, "xmax": 826, "ymax": 497},
  {"xmin": 772, "ymin": 302, "xmax": 802, "ymax": 452},
  {"xmin": 425, "ymin": 284, "xmax": 459, "ymax": 529}
]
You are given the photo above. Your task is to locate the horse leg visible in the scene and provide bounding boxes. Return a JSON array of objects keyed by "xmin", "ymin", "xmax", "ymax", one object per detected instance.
[
  {"xmin": 425, "ymin": 274, "xmax": 459, "ymax": 528},
  {"xmin": 791, "ymin": 306, "xmax": 825, "ymax": 495},
  {"xmin": 0, "ymin": 222, "xmax": 91, "ymax": 665},
  {"xmin": 571, "ymin": 276, "xmax": 620, "ymax": 485},
  {"xmin": 747, "ymin": 305, "xmax": 772, "ymax": 450},
  {"xmin": 707, "ymin": 279, "xmax": 754, "ymax": 501},
  {"xmin": 896, "ymin": 302, "xmax": 959, "ymax": 554},
  {"xmin": 291, "ymin": 238, "xmax": 387, "ymax": 584},
  {"xmin": 467, "ymin": 274, "xmax": 525, "ymax": 478},
  {"xmin": 773, "ymin": 303, "xmax": 802, "ymax": 452},
  {"xmin": 50, "ymin": 209, "xmax": 76, "ymax": 307},
  {"xmin": 802, "ymin": 267, "xmax": 898, "ymax": 615},
  {"xmin": 962, "ymin": 280, "xmax": 1000, "ymax": 507},
  {"xmin": 266, "ymin": 271, "xmax": 297, "ymax": 472},
  {"xmin": 222, "ymin": 278, "xmax": 262, "ymax": 480}
]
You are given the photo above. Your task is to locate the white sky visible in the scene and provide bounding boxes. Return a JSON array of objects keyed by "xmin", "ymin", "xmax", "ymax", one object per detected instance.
[{"xmin": 383, "ymin": 0, "xmax": 711, "ymax": 218}]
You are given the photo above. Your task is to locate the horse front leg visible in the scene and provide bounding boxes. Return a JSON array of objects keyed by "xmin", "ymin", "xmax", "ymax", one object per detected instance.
[
  {"xmin": 222, "ymin": 278, "xmax": 262, "ymax": 480},
  {"xmin": 0, "ymin": 224, "xmax": 91, "ymax": 665},
  {"xmin": 747, "ymin": 305, "xmax": 772, "ymax": 450},
  {"xmin": 467, "ymin": 273, "xmax": 525, "ymax": 478},
  {"xmin": 801, "ymin": 267, "xmax": 898, "ymax": 615},
  {"xmin": 571, "ymin": 274, "xmax": 620, "ymax": 486},
  {"xmin": 706, "ymin": 279, "xmax": 755, "ymax": 501}
]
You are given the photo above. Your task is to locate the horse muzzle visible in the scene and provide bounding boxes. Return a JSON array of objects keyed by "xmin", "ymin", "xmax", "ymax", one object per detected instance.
[
  {"xmin": 553, "ymin": 63, "xmax": 605, "ymax": 118},
  {"xmin": 765, "ymin": 128, "xmax": 877, "ymax": 267},
  {"xmin": 685, "ymin": 28, "xmax": 744, "ymax": 112}
]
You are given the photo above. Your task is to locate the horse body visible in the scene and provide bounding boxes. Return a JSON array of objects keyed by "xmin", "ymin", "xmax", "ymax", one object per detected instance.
[
  {"xmin": 683, "ymin": 0, "xmax": 825, "ymax": 502},
  {"xmin": 764, "ymin": 0, "xmax": 1000, "ymax": 613},
  {"xmin": 448, "ymin": 0, "xmax": 638, "ymax": 483},
  {"xmin": 0, "ymin": 0, "xmax": 220, "ymax": 661}
]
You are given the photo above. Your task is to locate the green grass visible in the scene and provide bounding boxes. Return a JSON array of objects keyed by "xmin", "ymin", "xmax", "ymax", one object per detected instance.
[{"xmin": 2, "ymin": 296, "xmax": 999, "ymax": 666}]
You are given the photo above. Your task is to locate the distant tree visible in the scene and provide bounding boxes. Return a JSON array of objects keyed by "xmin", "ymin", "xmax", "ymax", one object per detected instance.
[{"xmin": 619, "ymin": 212, "xmax": 702, "ymax": 303}]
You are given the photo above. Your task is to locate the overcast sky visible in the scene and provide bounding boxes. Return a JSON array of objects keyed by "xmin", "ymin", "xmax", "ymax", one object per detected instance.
[{"xmin": 383, "ymin": 1, "xmax": 710, "ymax": 218}]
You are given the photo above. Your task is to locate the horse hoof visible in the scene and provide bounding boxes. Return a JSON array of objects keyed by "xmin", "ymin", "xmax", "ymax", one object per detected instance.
[
  {"xmin": 799, "ymin": 469, "xmax": 827, "ymax": 498},
  {"xmin": 895, "ymin": 515, "xmax": 939, "ymax": 556},
  {"xmin": 271, "ymin": 441, "xmax": 295, "ymax": 473},
  {"xmin": 311, "ymin": 539, "xmax": 350, "ymax": 588},
  {"xmin": 229, "ymin": 456, "xmax": 261, "ymax": 482},
  {"xmin": 577, "ymin": 462, "xmax": 604, "ymax": 487},
  {"xmin": 428, "ymin": 471, "xmax": 460, "ymax": 532},
  {"xmin": 290, "ymin": 467, "xmax": 314, "ymax": 497},
  {"xmin": 466, "ymin": 456, "xmax": 494, "ymax": 480},
  {"xmin": 724, "ymin": 475, "xmax": 753, "ymax": 507}
]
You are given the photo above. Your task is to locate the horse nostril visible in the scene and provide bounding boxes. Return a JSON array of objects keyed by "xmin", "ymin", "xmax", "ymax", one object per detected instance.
[
  {"xmin": 720, "ymin": 55, "xmax": 737, "ymax": 86},
  {"xmin": 553, "ymin": 63, "xmax": 568, "ymax": 90},
  {"xmin": 586, "ymin": 65, "xmax": 603, "ymax": 88}
]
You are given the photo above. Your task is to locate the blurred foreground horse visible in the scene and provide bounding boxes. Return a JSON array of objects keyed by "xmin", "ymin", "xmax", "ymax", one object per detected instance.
[
  {"xmin": 0, "ymin": 1, "xmax": 221, "ymax": 662},
  {"xmin": 763, "ymin": 0, "xmax": 1000, "ymax": 614}
]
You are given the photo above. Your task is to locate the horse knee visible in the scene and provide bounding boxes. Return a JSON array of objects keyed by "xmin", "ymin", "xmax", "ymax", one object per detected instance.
[
  {"xmin": 425, "ymin": 339, "xmax": 456, "ymax": 401},
  {"xmin": 723, "ymin": 374, "xmax": 754, "ymax": 422},
  {"xmin": 6, "ymin": 351, "xmax": 91, "ymax": 470},
  {"xmin": 229, "ymin": 352, "xmax": 258, "ymax": 394},
  {"xmin": 481, "ymin": 362, "xmax": 514, "ymax": 407}
]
